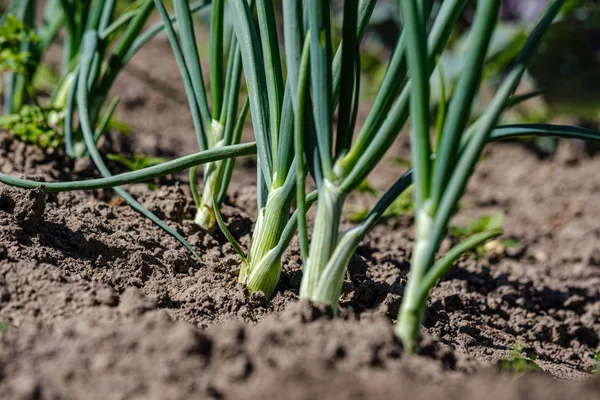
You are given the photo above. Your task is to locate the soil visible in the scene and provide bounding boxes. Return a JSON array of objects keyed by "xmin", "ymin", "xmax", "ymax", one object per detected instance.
[{"xmin": 1, "ymin": 34, "xmax": 600, "ymax": 399}]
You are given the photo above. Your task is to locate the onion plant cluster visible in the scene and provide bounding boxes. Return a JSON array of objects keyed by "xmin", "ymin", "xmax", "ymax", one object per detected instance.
[
  {"xmin": 224, "ymin": 0, "xmax": 385, "ymax": 299},
  {"xmin": 219, "ymin": 0, "xmax": 309, "ymax": 299},
  {"xmin": 3, "ymin": 0, "xmax": 600, "ymax": 355},
  {"xmin": 1, "ymin": 0, "xmax": 219, "ymax": 256}
]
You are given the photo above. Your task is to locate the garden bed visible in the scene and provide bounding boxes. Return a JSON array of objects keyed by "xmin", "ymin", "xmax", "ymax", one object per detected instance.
[{"xmin": 0, "ymin": 38, "xmax": 599, "ymax": 399}]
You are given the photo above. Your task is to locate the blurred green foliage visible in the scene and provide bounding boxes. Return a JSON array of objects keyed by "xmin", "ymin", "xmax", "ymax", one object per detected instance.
[
  {"xmin": 499, "ymin": 344, "xmax": 543, "ymax": 374},
  {"xmin": 106, "ymin": 153, "xmax": 168, "ymax": 189},
  {"xmin": 106, "ymin": 153, "xmax": 168, "ymax": 171},
  {"xmin": 0, "ymin": 15, "xmax": 37, "ymax": 75},
  {"xmin": 590, "ymin": 350, "xmax": 600, "ymax": 374},
  {"xmin": 349, "ymin": 183, "xmax": 414, "ymax": 223},
  {"xmin": 528, "ymin": 7, "xmax": 600, "ymax": 117},
  {"xmin": 449, "ymin": 213, "xmax": 505, "ymax": 260},
  {"xmin": 0, "ymin": 105, "xmax": 63, "ymax": 149},
  {"xmin": 450, "ymin": 213, "xmax": 505, "ymax": 238}
]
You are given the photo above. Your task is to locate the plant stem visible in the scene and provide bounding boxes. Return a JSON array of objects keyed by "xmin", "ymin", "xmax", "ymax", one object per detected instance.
[
  {"xmin": 241, "ymin": 185, "xmax": 294, "ymax": 299},
  {"xmin": 395, "ymin": 296, "xmax": 423, "ymax": 353},
  {"xmin": 300, "ymin": 180, "xmax": 346, "ymax": 300},
  {"xmin": 195, "ymin": 120, "xmax": 226, "ymax": 229},
  {"xmin": 396, "ymin": 204, "xmax": 434, "ymax": 353},
  {"xmin": 195, "ymin": 178, "xmax": 218, "ymax": 228},
  {"xmin": 312, "ymin": 225, "xmax": 361, "ymax": 309},
  {"xmin": 0, "ymin": 142, "xmax": 257, "ymax": 191}
]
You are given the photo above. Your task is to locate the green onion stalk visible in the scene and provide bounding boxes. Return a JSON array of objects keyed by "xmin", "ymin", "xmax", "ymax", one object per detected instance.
[
  {"xmin": 193, "ymin": 120, "xmax": 225, "ymax": 228},
  {"xmin": 224, "ymin": 0, "xmax": 299, "ymax": 298}
]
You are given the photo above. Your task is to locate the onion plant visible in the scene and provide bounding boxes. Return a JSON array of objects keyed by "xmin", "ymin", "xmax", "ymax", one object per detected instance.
[
  {"xmin": 289, "ymin": 0, "xmax": 599, "ymax": 353},
  {"xmin": 64, "ymin": 0, "xmax": 156, "ymax": 159},
  {"xmin": 221, "ymin": 0, "xmax": 305, "ymax": 298},
  {"xmin": 393, "ymin": 0, "xmax": 571, "ymax": 353},
  {"xmin": 63, "ymin": 0, "xmax": 212, "ymax": 160},
  {"xmin": 293, "ymin": 0, "xmax": 467, "ymax": 307},
  {"xmin": 152, "ymin": 0, "xmax": 249, "ymax": 230}
]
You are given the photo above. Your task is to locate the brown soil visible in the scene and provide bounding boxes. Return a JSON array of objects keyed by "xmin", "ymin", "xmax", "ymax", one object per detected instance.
[{"xmin": 1, "ymin": 36, "xmax": 600, "ymax": 399}]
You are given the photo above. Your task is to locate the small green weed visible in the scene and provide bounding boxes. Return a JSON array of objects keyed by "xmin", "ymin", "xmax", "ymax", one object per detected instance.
[
  {"xmin": 0, "ymin": 105, "xmax": 63, "ymax": 149},
  {"xmin": 106, "ymin": 154, "xmax": 168, "ymax": 171},
  {"xmin": 107, "ymin": 154, "xmax": 168, "ymax": 189},
  {"xmin": 107, "ymin": 117, "xmax": 133, "ymax": 136},
  {"xmin": 356, "ymin": 179, "xmax": 378, "ymax": 195},
  {"xmin": 0, "ymin": 15, "xmax": 38, "ymax": 75},
  {"xmin": 589, "ymin": 350, "xmax": 600, "ymax": 374},
  {"xmin": 450, "ymin": 213, "xmax": 505, "ymax": 259},
  {"xmin": 349, "ymin": 187, "xmax": 414, "ymax": 223},
  {"xmin": 499, "ymin": 344, "xmax": 543, "ymax": 374},
  {"xmin": 500, "ymin": 238, "xmax": 520, "ymax": 248},
  {"xmin": 450, "ymin": 213, "xmax": 505, "ymax": 237},
  {"xmin": 0, "ymin": 322, "xmax": 9, "ymax": 333}
]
